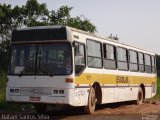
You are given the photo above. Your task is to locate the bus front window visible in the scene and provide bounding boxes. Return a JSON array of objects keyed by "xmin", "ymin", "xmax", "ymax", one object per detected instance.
[
  {"xmin": 9, "ymin": 44, "xmax": 36, "ymax": 75},
  {"xmin": 9, "ymin": 43, "xmax": 72, "ymax": 75},
  {"xmin": 37, "ymin": 44, "xmax": 72, "ymax": 75}
]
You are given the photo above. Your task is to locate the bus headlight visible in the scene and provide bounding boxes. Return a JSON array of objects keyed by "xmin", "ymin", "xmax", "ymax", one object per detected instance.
[
  {"xmin": 10, "ymin": 89, "xmax": 15, "ymax": 94},
  {"xmin": 59, "ymin": 90, "xmax": 64, "ymax": 94},
  {"xmin": 9, "ymin": 88, "xmax": 20, "ymax": 94},
  {"xmin": 15, "ymin": 89, "xmax": 20, "ymax": 94},
  {"xmin": 53, "ymin": 90, "xmax": 58, "ymax": 94},
  {"xmin": 52, "ymin": 89, "xmax": 64, "ymax": 94}
]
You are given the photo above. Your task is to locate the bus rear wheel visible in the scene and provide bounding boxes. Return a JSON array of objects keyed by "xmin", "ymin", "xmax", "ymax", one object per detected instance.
[
  {"xmin": 136, "ymin": 87, "xmax": 144, "ymax": 105},
  {"xmin": 84, "ymin": 87, "xmax": 97, "ymax": 114},
  {"xmin": 34, "ymin": 103, "xmax": 47, "ymax": 113}
]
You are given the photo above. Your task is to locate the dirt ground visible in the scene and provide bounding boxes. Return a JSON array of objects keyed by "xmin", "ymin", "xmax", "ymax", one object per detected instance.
[
  {"xmin": 1, "ymin": 100, "xmax": 160, "ymax": 120},
  {"xmin": 57, "ymin": 99, "xmax": 160, "ymax": 119},
  {"xmin": 94, "ymin": 100, "xmax": 160, "ymax": 115}
]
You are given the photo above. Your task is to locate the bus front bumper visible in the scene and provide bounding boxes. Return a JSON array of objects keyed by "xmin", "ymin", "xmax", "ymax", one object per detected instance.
[{"xmin": 6, "ymin": 87, "xmax": 74, "ymax": 106}]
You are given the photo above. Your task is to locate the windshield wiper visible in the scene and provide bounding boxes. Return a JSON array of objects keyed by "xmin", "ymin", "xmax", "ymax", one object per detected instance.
[
  {"xmin": 41, "ymin": 70, "xmax": 54, "ymax": 77},
  {"xmin": 46, "ymin": 71, "xmax": 54, "ymax": 77},
  {"xmin": 49, "ymin": 73, "xmax": 54, "ymax": 77},
  {"xmin": 18, "ymin": 70, "xmax": 24, "ymax": 77}
]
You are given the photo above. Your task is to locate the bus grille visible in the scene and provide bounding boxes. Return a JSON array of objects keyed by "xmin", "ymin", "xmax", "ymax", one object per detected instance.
[{"xmin": 20, "ymin": 87, "xmax": 52, "ymax": 96}]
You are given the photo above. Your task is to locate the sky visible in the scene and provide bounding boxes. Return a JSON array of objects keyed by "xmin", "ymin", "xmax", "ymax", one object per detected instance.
[{"xmin": 1, "ymin": 0, "xmax": 160, "ymax": 54}]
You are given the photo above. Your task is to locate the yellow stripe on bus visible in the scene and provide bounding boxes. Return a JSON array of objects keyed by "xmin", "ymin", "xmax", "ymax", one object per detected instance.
[{"xmin": 75, "ymin": 73, "xmax": 156, "ymax": 85}]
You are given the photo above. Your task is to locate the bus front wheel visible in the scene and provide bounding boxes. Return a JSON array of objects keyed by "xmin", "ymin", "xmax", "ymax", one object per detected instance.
[
  {"xmin": 34, "ymin": 103, "xmax": 47, "ymax": 113},
  {"xmin": 84, "ymin": 87, "xmax": 97, "ymax": 114},
  {"xmin": 136, "ymin": 87, "xmax": 144, "ymax": 105}
]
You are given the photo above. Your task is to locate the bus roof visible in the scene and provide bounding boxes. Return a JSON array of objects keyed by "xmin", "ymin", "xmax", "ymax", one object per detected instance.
[
  {"xmin": 13, "ymin": 25, "xmax": 155, "ymax": 54},
  {"xmin": 68, "ymin": 26, "xmax": 155, "ymax": 54},
  {"xmin": 15, "ymin": 25, "xmax": 65, "ymax": 31}
]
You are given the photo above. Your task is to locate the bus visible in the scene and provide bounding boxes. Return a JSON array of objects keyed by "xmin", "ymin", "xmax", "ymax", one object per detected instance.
[{"xmin": 6, "ymin": 25, "xmax": 157, "ymax": 114}]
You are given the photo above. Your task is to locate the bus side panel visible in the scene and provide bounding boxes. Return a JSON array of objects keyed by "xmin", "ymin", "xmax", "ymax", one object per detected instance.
[
  {"xmin": 145, "ymin": 86, "xmax": 152, "ymax": 99},
  {"xmin": 117, "ymin": 87, "xmax": 138, "ymax": 102},
  {"xmin": 102, "ymin": 87, "xmax": 115, "ymax": 103},
  {"xmin": 73, "ymin": 88, "xmax": 88, "ymax": 106}
]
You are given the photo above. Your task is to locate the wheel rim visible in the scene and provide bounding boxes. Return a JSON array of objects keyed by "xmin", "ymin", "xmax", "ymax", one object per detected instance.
[
  {"xmin": 138, "ymin": 92, "xmax": 142, "ymax": 101},
  {"xmin": 138, "ymin": 89, "xmax": 143, "ymax": 104},
  {"xmin": 91, "ymin": 89, "xmax": 96, "ymax": 106}
]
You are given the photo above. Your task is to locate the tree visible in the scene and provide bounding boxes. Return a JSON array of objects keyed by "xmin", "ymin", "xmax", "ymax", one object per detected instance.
[
  {"xmin": 49, "ymin": 6, "xmax": 96, "ymax": 33},
  {"xmin": 0, "ymin": 0, "xmax": 97, "ymax": 72},
  {"xmin": 0, "ymin": 40, "xmax": 9, "ymax": 72},
  {"xmin": 156, "ymin": 55, "xmax": 160, "ymax": 76},
  {"xmin": 0, "ymin": 4, "xmax": 24, "ymax": 40},
  {"xmin": 22, "ymin": 0, "xmax": 49, "ymax": 27},
  {"xmin": 0, "ymin": 4, "xmax": 12, "ymax": 42},
  {"xmin": 0, "ymin": 4, "xmax": 24, "ymax": 71}
]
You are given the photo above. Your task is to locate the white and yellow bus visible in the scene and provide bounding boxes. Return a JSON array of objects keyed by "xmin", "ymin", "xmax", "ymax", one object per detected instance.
[{"xmin": 6, "ymin": 26, "xmax": 157, "ymax": 113}]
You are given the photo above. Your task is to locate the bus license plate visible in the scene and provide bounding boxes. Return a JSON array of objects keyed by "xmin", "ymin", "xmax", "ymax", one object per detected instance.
[{"xmin": 29, "ymin": 96, "xmax": 41, "ymax": 101}]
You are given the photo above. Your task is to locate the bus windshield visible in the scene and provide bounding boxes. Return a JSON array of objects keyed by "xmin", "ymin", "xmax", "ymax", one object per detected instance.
[{"xmin": 9, "ymin": 43, "xmax": 72, "ymax": 75}]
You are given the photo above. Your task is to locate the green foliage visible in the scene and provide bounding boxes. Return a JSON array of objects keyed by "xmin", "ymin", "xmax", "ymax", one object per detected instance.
[
  {"xmin": 66, "ymin": 16, "xmax": 97, "ymax": 33},
  {"xmin": 49, "ymin": 6, "xmax": 96, "ymax": 33},
  {"xmin": 0, "ymin": 4, "xmax": 23, "ymax": 39},
  {"xmin": 0, "ymin": 72, "xmax": 7, "ymax": 109},
  {"xmin": 156, "ymin": 55, "xmax": 160, "ymax": 76},
  {"xmin": 0, "ymin": 72, "xmax": 7, "ymax": 86},
  {"xmin": 22, "ymin": 0, "xmax": 49, "ymax": 26},
  {"xmin": 0, "ymin": 40, "xmax": 10, "ymax": 72},
  {"xmin": 49, "ymin": 6, "xmax": 72, "ymax": 25},
  {"xmin": 0, "ymin": 88, "xmax": 6, "ymax": 109},
  {"xmin": 0, "ymin": 72, "xmax": 21, "ymax": 111},
  {"xmin": 0, "ymin": 4, "xmax": 12, "ymax": 41},
  {"xmin": 156, "ymin": 77, "xmax": 160, "ymax": 97}
]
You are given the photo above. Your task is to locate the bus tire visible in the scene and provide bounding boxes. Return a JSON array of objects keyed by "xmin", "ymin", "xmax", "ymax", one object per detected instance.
[
  {"xmin": 136, "ymin": 87, "xmax": 144, "ymax": 105},
  {"xmin": 84, "ymin": 87, "xmax": 97, "ymax": 114},
  {"xmin": 34, "ymin": 103, "xmax": 47, "ymax": 113}
]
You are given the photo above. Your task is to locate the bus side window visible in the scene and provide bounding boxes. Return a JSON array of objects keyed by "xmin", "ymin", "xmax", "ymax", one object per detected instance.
[
  {"xmin": 138, "ymin": 52, "xmax": 145, "ymax": 72},
  {"xmin": 74, "ymin": 42, "xmax": 86, "ymax": 75},
  {"xmin": 87, "ymin": 39, "xmax": 102, "ymax": 68},
  {"xmin": 144, "ymin": 54, "xmax": 152, "ymax": 73},
  {"xmin": 117, "ymin": 47, "xmax": 128, "ymax": 71},
  {"xmin": 129, "ymin": 50, "xmax": 138, "ymax": 72},
  {"xmin": 151, "ymin": 56, "xmax": 156, "ymax": 73},
  {"xmin": 103, "ymin": 44, "xmax": 117, "ymax": 69}
]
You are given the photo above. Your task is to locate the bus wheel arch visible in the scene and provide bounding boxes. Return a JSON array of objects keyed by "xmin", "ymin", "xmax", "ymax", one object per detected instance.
[
  {"xmin": 140, "ymin": 84, "xmax": 145, "ymax": 100},
  {"xmin": 136, "ymin": 84, "xmax": 145, "ymax": 105},
  {"xmin": 84, "ymin": 82, "xmax": 102, "ymax": 114},
  {"xmin": 92, "ymin": 82, "xmax": 102, "ymax": 104},
  {"xmin": 84, "ymin": 86, "xmax": 96, "ymax": 114}
]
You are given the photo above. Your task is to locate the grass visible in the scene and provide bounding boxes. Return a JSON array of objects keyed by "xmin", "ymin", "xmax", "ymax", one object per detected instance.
[
  {"xmin": 157, "ymin": 77, "xmax": 160, "ymax": 96},
  {"xmin": 0, "ymin": 72, "xmax": 7, "ymax": 109},
  {"xmin": 152, "ymin": 77, "xmax": 160, "ymax": 99},
  {"xmin": 0, "ymin": 72, "xmax": 21, "ymax": 111}
]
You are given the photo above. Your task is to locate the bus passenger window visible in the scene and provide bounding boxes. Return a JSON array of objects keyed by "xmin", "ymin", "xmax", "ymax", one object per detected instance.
[
  {"xmin": 144, "ymin": 54, "xmax": 152, "ymax": 73},
  {"xmin": 129, "ymin": 50, "xmax": 138, "ymax": 71},
  {"xmin": 117, "ymin": 47, "xmax": 128, "ymax": 71},
  {"xmin": 87, "ymin": 40, "xmax": 102, "ymax": 68},
  {"xmin": 151, "ymin": 56, "xmax": 156, "ymax": 73},
  {"xmin": 103, "ymin": 44, "xmax": 117, "ymax": 69},
  {"xmin": 138, "ymin": 52, "xmax": 145, "ymax": 72},
  {"xmin": 74, "ymin": 42, "xmax": 86, "ymax": 75}
]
